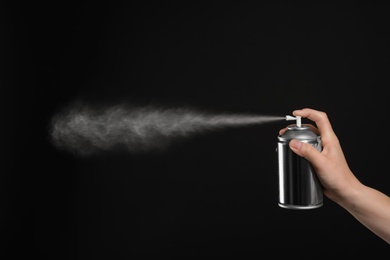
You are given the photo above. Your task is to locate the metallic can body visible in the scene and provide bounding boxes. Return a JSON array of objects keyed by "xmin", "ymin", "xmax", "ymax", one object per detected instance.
[{"xmin": 277, "ymin": 125, "xmax": 323, "ymax": 209}]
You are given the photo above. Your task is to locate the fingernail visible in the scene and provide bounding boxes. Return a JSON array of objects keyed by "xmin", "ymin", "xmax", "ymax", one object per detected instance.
[{"xmin": 290, "ymin": 139, "xmax": 302, "ymax": 150}]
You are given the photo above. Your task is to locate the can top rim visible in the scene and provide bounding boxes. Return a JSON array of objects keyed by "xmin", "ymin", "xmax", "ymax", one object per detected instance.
[{"xmin": 278, "ymin": 125, "xmax": 319, "ymax": 141}]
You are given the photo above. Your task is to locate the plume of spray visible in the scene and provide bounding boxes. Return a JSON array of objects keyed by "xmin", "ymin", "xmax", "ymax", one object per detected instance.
[{"xmin": 49, "ymin": 101, "xmax": 285, "ymax": 156}]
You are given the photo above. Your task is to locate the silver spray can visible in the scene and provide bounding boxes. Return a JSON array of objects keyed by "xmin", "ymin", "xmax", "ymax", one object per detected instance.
[{"xmin": 277, "ymin": 116, "xmax": 323, "ymax": 209}]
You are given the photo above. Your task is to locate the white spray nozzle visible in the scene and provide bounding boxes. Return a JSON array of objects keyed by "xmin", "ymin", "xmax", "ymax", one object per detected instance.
[{"xmin": 285, "ymin": 115, "xmax": 302, "ymax": 127}]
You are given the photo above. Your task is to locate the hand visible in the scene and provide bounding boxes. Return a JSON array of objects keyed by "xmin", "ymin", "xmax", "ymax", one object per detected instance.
[{"xmin": 279, "ymin": 108, "xmax": 359, "ymax": 203}]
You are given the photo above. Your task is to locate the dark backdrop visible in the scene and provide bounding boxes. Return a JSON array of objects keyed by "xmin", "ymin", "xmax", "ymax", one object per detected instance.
[{"xmin": 2, "ymin": 1, "xmax": 389, "ymax": 258}]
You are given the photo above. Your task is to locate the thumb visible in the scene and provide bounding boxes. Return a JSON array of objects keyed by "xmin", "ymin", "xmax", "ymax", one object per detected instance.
[{"xmin": 289, "ymin": 139, "xmax": 322, "ymax": 163}]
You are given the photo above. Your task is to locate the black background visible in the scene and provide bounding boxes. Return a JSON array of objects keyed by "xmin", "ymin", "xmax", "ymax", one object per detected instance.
[{"xmin": 2, "ymin": 1, "xmax": 390, "ymax": 258}]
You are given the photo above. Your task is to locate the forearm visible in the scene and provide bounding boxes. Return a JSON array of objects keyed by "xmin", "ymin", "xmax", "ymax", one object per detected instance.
[{"xmin": 338, "ymin": 184, "xmax": 390, "ymax": 244}]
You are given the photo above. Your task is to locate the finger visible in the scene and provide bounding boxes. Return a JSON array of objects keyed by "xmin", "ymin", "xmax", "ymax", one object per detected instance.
[
  {"xmin": 289, "ymin": 139, "xmax": 324, "ymax": 165},
  {"xmin": 292, "ymin": 108, "xmax": 335, "ymax": 139},
  {"xmin": 279, "ymin": 127, "xmax": 287, "ymax": 135}
]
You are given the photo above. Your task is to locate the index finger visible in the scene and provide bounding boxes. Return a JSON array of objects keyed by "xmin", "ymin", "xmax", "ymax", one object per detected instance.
[{"xmin": 292, "ymin": 108, "xmax": 335, "ymax": 139}]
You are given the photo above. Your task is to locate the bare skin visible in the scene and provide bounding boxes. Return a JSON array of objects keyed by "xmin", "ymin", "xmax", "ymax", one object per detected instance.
[{"xmin": 279, "ymin": 108, "xmax": 390, "ymax": 244}]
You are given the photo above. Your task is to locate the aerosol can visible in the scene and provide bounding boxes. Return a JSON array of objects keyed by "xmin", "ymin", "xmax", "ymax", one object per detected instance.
[{"xmin": 277, "ymin": 115, "xmax": 323, "ymax": 209}]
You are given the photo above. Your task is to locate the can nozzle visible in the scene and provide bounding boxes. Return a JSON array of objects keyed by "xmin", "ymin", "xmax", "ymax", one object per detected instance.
[{"xmin": 285, "ymin": 115, "xmax": 302, "ymax": 127}]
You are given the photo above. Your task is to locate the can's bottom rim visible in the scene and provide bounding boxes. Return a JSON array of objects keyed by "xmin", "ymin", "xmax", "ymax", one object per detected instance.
[{"xmin": 278, "ymin": 203, "xmax": 323, "ymax": 210}]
